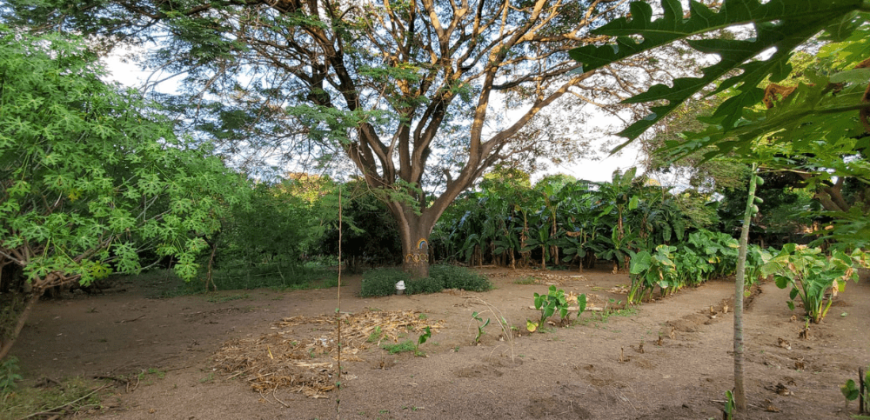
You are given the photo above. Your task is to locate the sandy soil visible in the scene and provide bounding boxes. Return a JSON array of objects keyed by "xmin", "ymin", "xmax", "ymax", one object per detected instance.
[{"xmin": 7, "ymin": 266, "xmax": 870, "ymax": 420}]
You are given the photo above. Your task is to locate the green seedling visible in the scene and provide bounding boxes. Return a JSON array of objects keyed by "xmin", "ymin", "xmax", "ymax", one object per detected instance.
[
  {"xmin": 472, "ymin": 311, "xmax": 490, "ymax": 344},
  {"xmin": 0, "ymin": 357, "xmax": 22, "ymax": 394},
  {"xmin": 367, "ymin": 326, "xmax": 384, "ymax": 343},
  {"xmin": 382, "ymin": 341, "xmax": 416, "ymax": 354},
  {"xmin": 528, "ymin": 285, "xmax": 569, "ymax": 332},
  {"xmin": 415, "ymin": 326, "xmax": 432, "ymax": 356},
  {"xmin": 724, "ymin": 389, "xmax": 735, "ymax": 420}
]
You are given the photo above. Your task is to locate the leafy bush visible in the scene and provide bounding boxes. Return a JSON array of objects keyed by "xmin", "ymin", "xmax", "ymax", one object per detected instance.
[
  {"xmin": 360, "ymin": 265, "xmax": 492, "ymax": 297},
  {"xmin": 360, "ymin": 268, "xmax": 410, "ymax": 297},
  {"xmin": 405, "ymin": 277, "xmax": 444, "ymax": 295},
  {"xmin": 1, "ymin": 356, "xmax": 22, "ymax": 394},
  {"xmin": 429, "ymin": 265, "xmax": 492, "ymax": 291},
  {"xmin": 762, "ymin": 245, "xmax": 866, "ymax": 323}
]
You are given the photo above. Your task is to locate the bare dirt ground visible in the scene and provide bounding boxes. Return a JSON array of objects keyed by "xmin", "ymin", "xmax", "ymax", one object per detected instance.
[{"xmin": 6, "ymin": 266, "xmax": 870, "ymax": 419}]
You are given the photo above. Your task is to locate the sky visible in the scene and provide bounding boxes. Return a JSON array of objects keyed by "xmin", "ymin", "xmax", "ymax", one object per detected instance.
[{"xmin": 102, "ymin": 49, "xmax": 645, "ymax": 185}]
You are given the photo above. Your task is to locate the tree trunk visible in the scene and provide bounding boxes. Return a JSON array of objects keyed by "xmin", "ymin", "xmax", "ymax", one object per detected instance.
[
  {"xmin": 0, "ymin": 287, "xmax": 41, "ymax": 361},
  {"xmin": 395, "ymin": 212, "xmax": 433, "ymax": 279},
  {"xmin": 733, "ymin": 164, "xmax": 758, "ymax": 412}
]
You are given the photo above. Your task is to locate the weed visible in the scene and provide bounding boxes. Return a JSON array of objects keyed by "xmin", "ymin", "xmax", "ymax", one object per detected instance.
[
  {"xmin": 137, "ymin": 368, "xmax": 166, "ymax": 381},
  {"xmin": 199, "ymin": 373, "xmax": 215, "ymax": 383},
  {"xmin": 1, "ymin": 376, "xmax": 108, "ymax": 419},
  {"xmin": 0, "ymin": 356, "xmax": 22, "ymax": 394},
  {"xmin": 382, "ymin": 341, "xmax": 416, "ymax": 354},
  {"xmin": 415, "ymin": 326, "xmax": 431, "ymax": 356},
  {"xmin": 514, "ymin": 276, "xmax": 536, "ymax": 285},
  {"xmin": 367, "ymin": 326, "xmax": 384, "ymax": 343},
  {"xmin": 471, "ymin": 311, "xmax": 490, "ymax": 344},
  {"xmin": 418, "ymin": 313, "xmax": 428, "ymax": 320}
]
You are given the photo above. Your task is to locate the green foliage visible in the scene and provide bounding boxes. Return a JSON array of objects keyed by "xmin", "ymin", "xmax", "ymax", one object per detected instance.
[
  {"xmin": 724, "ymin": 389, "xmax": 735, "ymax": 420},
  {"xmin": 577, "ymin": 294, "xmax": 588, "ymax": 320},
  {"xmin": 628, "ymin": 245, "xmax": 678, "ymax": 304},
  {"xmin": 154, "ymin": 264, "xmax": 336, "ymax": 297},
  {"xmin": 0, "ymin": 28, "xmax": 242, "ymax": 290},
  {"xmin": 762, "ymin": 244, "xmax": 866, "ymax": 323},
  {"xmin": 360, "ymin": 265, "xmax": 491, "ymax": 297},
  {"xmin": 405, "ymin": 277, "xmax": 444, "ymax": 295},
  {"xmin": 841, "ymin": 367, "xmax": 870, "ymax": 411},
  {"xmin": 628, "ymin": 229, "xmax": 744, "ymax": 304},
  {"xmin": 435, "ymin": 169, "xmax": 697, "ymax": 272},
  {"xmin": 569, "ymin": 0, "xmax": 868, "ymax": 146},
  {"xmin": 367, "ymin": 326, "xmax": 384, "ymax": 343},
  {"xmin": 842, "ymin": 379, "xmax": 860, "ymax": 401},
  {"xmin": 0, "ymin": 356, "xmax": 21, "ymax": 393},
  {"xmin": 415, "ymin": 326, "xmax": 432, "ymax": 356},
  {"xmin": 0, "ymin": 376, "xmax": 108, "ymax": 419},
  {"xmin": 428, "ymin": 265, "xmax": 492, "ymax": 292},
  {"xmin": 360, "ymin": 268, "xmax": 409, "ymax": 298},
  {"xmin": 471, "ymin": 311, "xmax": 491, "ymax": 344},
  {"xmin": 317, "ymin": 181, "xmax": 403, "ymax": 272},
  {"xmin": 382, "ymin": 341, "xmax": 415, "ymax": 355},
  {"xmin": 529, "ymin": 286, "xmax": 570, "ymax": 332}
]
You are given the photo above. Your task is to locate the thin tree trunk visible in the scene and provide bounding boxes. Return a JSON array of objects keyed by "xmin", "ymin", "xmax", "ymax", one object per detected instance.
[
  {"xmin": 0, "ymin": 289, "xmax": 40, "ymax": 361},
  {"xmin": 734, "ymin": 164, "xmax": 758, "ymax": 412}
]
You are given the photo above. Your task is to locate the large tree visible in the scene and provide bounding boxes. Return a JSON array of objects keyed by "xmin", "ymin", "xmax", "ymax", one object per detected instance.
[{"xmin": 4, "ymin": 0, "xmax": 669, "ymax": 277}]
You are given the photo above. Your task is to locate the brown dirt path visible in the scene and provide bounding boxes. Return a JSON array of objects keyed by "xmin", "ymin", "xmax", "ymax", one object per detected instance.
[{"xmin": 7, "ymin": 267, "xmax": 870, "ymax": 419}]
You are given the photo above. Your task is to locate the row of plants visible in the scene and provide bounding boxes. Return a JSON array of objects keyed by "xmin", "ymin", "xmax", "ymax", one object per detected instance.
[
  {"xmin": 432, "ymin": 168, "xmax": 712, "ymax": 272},
  {"xmin": 629, "ymin": 237, "xmax": 869, "ymax": 324}
]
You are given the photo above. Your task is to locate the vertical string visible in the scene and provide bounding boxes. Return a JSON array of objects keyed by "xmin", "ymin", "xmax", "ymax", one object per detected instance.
[{"xmin": 335, "ymin": 185, "xmax": 342, "ymax": 420}]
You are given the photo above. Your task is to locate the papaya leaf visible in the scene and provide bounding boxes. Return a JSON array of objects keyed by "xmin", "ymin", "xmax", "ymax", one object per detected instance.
[{"xmin": 568, "ymin": 0, "xmax": 866, "ymax": 146}]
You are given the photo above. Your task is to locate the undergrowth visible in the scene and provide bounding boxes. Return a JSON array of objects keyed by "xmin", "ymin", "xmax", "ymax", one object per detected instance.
[
  {"xmin": 134, "ymin": 264, "xmax": 338, "ymax": 298},
  {"xmin": 361, "ymin": 265, "xmax": 492, "ymax": 297},
  {"xmin": 1, "ymin": 376, "xmax": 114, "ymax": 420}
]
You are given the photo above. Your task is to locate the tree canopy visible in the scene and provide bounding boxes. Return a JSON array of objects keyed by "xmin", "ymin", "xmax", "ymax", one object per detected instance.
[
  {"xmin": 0, "ymin": 27, "xmax": 243, "ymax": 359},
  {"xmin": 4, "ymin": 0, "xmax": 675, "ymax": 276}
]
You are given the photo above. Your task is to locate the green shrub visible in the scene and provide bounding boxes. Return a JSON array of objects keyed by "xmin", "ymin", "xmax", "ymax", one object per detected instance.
[
  {"xmin": 430, "ymin": 265, "xmax": 492, "ymax": 292},
  {"xmin": 360, "ymin": 265, "xmax": 492, "ymax": 297},
  {"xmin": 360, "ymin": 268, "xmax": 410, "ymax": 297},
  {"xmin": 405, "ymin": 277, "xmax": 444, "ymax": 294}
]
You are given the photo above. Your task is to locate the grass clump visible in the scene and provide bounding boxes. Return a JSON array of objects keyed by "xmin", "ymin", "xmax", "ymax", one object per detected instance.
[
  {"xmin": 381, "ymin": 341, "xmax": 416, "ymax": 354},
  {"xmin": 405, "ymin": 277, "xmax": 443, "ymax": 294},
  {"xmin": 1, "ymin": 376, "xmax": 113, "ymax": 419},
  {"xmin": 360, "ymin": 265, "xmax": 492, "ymax": 297},
  {"xmin": 360, "ymin": 268, "xmax": 410, "ymax": 297},
  {"xmin": 429, "ymin": 265, "xmax": 492, "ymax": 291}
]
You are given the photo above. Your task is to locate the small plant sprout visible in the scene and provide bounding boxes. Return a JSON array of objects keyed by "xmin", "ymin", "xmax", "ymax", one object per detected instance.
[
  {"xmin": 529, "ymin": 285, "xmax": 569, "ymax": 332},
  {"xmin": 724, "ymin": 389, "xmax": 735, "ymax": 420},
  {"xmin": 0, "ymin": 357, "xmax": 22, "ymax": 394},
  {"xmin": 471, "ymin": 311, "xmax": 490, "ymax": 345},
  {"xmin": 842, "ymin": 379, "xmax": 859, "ymax": 409},
  {"xmin": 577, "ymin": 293, "xmax": 587, "ymax": 321},
  {"xmin": 415, "ymin": 326, "xmax": 432, "ymax": 356}
]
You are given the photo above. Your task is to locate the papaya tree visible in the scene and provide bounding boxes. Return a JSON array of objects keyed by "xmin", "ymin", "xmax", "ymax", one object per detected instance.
[
  {"xmin": 0, "ymin": 28, "xmax": 243, "ymax": 361},
  {"xmin": 567, "ymin": 0, "xmax": 870, "ymax": 412}
]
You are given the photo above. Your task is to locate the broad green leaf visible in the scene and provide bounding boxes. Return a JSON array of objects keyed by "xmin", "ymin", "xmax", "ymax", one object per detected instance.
[{"xmin": 568, "ymin": 0, "xmax": 866, "ymax": 145}]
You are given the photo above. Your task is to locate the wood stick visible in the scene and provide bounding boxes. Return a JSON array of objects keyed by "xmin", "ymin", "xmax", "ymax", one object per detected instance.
[{"xmin": 860, "ymin": 367, "xmax": 865, "ymax": 414}]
